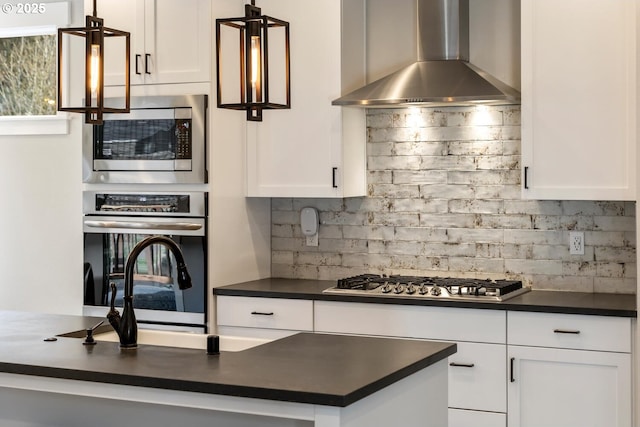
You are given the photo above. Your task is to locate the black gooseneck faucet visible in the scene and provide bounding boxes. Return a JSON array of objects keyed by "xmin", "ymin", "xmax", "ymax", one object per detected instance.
[{"xmin": 107, "ymin": 236, "xmax": 192, "ymax": 348}]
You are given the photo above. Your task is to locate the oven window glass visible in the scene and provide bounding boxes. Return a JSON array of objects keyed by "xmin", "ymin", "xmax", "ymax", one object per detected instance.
[
  {"xmin": 83, "ymin": 233, "xmax": 205, "ymax": 315},
  {"xmin": 94, "ymin": 119, "xmax": 191, "ymax": 161},
  {"xmin": 94, "ymin": 194, "xmax": 191, "ymax": 214}
]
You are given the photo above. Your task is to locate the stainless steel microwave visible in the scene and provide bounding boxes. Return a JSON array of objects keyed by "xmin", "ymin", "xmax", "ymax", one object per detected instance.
[{"xmin": 83, "ymin": 95, "xmax": 207, "ymax": 184}]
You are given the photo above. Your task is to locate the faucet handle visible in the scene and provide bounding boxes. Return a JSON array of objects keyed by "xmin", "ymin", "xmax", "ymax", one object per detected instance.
[
  {"xmin": 106, "ymin": 282, "xmax": 121, "ymax": 332},
  {"xmin": 109, "ymin": 282, "xmax": 118, "ymax": 312}
]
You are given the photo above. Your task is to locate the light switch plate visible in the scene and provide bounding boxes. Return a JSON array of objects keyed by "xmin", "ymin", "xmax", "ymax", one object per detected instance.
[{"xmin": 306, "ymin": 234, "xmax": 319, "ymax": 247}]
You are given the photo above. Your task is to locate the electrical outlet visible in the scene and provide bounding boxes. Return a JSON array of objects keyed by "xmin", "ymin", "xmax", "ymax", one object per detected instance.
[{"xmin": 569, "ymin": 231, "xmax": 585, "ymax": 255}]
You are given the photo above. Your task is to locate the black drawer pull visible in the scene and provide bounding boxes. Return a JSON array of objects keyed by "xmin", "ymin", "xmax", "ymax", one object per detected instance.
[
  {"xmin": 553, "ymin": 329, "xmax": 581, "ymax": 334},
  {"xmin": 251, "ymin": 311, "xmax": 274, "ymax": 316},
  {"xmin": 135, "ymin": 54, "xmax": 141, "ymax": 75},
  {"xmin": 449, "ymin": 362, "xmax": 475, "ymax": 368}
]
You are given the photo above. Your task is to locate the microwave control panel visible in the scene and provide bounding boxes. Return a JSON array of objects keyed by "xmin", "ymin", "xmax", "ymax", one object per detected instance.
[{"xmin": 176, "ymin": 119, "xmax": 192, "ymax": 159}]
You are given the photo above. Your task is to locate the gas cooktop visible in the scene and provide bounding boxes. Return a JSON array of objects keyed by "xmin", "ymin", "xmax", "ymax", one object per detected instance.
[{"xmin": 323, "ymin": 274, "xmax": 530, "ymax": 302}]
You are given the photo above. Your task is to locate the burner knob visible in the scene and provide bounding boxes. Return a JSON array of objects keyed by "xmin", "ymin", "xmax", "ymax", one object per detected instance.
[
  {"xmin": 394, "ymin": 284, "xmax": 405, "ymax": 294},
  {"xmin": 419, "ymin": 285, "xmax": 429, "ymax": 295},
  {"xmin": 430, "ymin": 286, "xmax": 441, "ymax": 296},
  {"xmin": 381, "ymin": 284, "xmax": 393, "ymax": 293},
  {"xmin": 406, "ymin": 284, "xmax": 416, "ymax": 295}
]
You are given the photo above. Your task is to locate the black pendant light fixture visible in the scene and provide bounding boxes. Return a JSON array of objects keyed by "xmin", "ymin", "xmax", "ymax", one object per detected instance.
[
  {"xmin": 57, "ymin": 0, "xmax": 130, "ymax": 125},
  {"xmin": 216, "ymin": 0, "xmax": 290, "ymax": 121}
]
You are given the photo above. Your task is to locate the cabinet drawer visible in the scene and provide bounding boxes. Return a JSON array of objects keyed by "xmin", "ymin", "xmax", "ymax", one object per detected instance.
[
  {"xmin": 449, "ymin": 342, "xmax": 506, "ymax": 413},
  {"xmin": 315, "ymin": 301, "xmax": 506, "ymax": 343},
  {"xmin": 217, "ymin": 296, "xmax": 313, "ymax": 331},
  {"xmin": 507, "ymin": 311, "xmax": 631, "ymax": 352},
  {"xmin": 449, "ymin": 408, "xmax": 506, "ymax": 427}
]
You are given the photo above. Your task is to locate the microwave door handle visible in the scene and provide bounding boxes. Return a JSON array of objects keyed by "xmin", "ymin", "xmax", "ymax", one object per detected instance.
[{"xmin": 84, "ymin": 220, "xmax": 203, "ymax": 231}]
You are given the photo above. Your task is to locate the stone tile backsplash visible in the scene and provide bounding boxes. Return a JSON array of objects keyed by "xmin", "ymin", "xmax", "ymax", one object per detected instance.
[{"xmin": 271, "ymin": 106, "xmax": 637, "ymax": 293}]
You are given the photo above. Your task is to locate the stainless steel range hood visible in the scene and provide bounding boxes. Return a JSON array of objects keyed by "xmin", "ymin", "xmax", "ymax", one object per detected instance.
[{"xmin": 332, "ymin": 0, "xmax": 520, "ymax": 107}]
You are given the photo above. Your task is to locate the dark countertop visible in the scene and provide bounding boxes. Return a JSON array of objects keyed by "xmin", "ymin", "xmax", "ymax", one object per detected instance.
[
  {"xmin": 214, "ymin": 278, "xmax": 637, "ymax": 317},
  {"xmin": 0, "ymin": 310, "xmax": 455, "ymax": 407}
]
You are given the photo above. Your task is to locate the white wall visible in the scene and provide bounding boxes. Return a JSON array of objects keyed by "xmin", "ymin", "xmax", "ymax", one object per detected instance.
[
  {"xmin": 469, "ymin": 0, "xmax": 521, "ymax": 91},
  {"xmin": 0, "ymin": 0, "xmax": 85, "ymax": 315}
]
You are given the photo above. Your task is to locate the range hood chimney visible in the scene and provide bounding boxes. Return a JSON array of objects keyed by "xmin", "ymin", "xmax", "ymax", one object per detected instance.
[{"xmin": 332, "ymin": 0, "xmax": 520, "ymax": 107}]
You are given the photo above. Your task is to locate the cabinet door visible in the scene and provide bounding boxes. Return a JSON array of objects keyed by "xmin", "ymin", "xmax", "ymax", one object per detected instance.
[
  {"xmin": 245, "ymin": 0, "xmax": 366, "ymax": 197},
  {"xmin": 85, "ymin": 0, "xmax": 145, "ymax": 86},
  {"xmin": 144, "ymin": 0, "xmax": 211, "ymax": 85},
  {"xmin": 508, "ymin": 346, "xmax": 631, "ymax": 427},
  {"xmin": 449, "ymin": 342, "xmax": 506, "ymax": 413},
  {"xmin": 521, "ymin": 0, "xmax": 636, "ymax": 200}
]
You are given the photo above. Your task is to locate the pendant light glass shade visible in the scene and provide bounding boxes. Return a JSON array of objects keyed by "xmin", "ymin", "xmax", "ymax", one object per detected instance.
[
  {"xmin": 216, "ymin": 0, "xmax": 290, "ymax": 121},
  {"xmin": 57, "ymin": 0, "xmax": 130, "ymax": 124}
]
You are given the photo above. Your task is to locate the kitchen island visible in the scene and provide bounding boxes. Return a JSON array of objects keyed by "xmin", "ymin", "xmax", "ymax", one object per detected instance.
[{"xmin": 0, "ymin": 311, "xmax": 455, "ymax": 427}]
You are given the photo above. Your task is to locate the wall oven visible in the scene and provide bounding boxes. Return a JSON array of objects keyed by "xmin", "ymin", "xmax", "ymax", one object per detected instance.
[
  {"xmin": 82, "ymin": 191, "xmax": 207, "ymax": 332},
  {"xmin": 83, "ymin": 95, "xmax": 207, "ymax": 184}
]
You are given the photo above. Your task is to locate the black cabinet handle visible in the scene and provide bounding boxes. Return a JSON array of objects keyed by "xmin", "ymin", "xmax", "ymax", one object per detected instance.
[
  {"xmin": 449, "ymin": 362, "xmax": 475, "ymax": 368},
  {"xmin": 510, "ymin": 357, "xmax": 515, "ymax": 382},
  {"xmin": 553, "ymin": 329, "xmax": 581, "ymax": 334},
  {"xmin": 332, "ymin": 167, "xmax": 338, "ymax": 188},
  {"xmin": 250, "ymin": 311, "xmax": 274, "ymax": 316},
  {"xmin": 524, "ymin": 166, "xmax": 529, "ymax": 189},
  {"xmin": 145, "ymin": 54, "xmax": 151, "ymax": 74},
  {"xmin": 135, "ymin": 54, "xmax": 141, "ymax": 75}
]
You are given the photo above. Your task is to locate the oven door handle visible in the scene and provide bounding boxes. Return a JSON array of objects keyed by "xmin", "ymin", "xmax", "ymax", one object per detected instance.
[{"xmin": 84, "ymin": 220, "xmax": 203, "ymax": 231}]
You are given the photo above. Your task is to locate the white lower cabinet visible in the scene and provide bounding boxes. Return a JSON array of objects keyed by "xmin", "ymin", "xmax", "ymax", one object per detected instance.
[
  {"xmin": 507, "ymin": 311, "xmax": 632, "ymax": 427},
  {"xmin": 314, "ymin": 301, "xmax": 507, "ymax": 427},
  {"xmin": 448, "ymin": 342, "xmax": 506, "ymax": 413},
  {"xmin": 215, "ymin": 297, "xmax": 634, "ymax": 427}
]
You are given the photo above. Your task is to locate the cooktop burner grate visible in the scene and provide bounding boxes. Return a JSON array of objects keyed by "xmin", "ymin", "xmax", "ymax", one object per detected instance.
[{"xmin": 326, "ymin": 274, "xmax": 529, "ymax": 302}]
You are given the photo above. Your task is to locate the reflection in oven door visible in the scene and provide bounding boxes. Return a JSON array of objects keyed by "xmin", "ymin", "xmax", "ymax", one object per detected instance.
[{"xmin": 82, "ymin": 193, "xmax": 207, "ymax": 332}]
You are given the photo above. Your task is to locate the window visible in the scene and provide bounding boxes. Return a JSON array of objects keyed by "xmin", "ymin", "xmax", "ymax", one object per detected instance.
[
  {"xmin": 0, "ymin": 2, "xmax": 70, "ymax": 135},
  {"xmin": 0, "ymin": 33, "xmax": 57, "ymax": 116}
]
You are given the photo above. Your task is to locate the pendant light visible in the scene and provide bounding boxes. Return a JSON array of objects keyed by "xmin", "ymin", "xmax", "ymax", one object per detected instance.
[
  {"xmin": 57, "ymin": 0, "xmax": 130, "ymax": 125},
  {"xmin": 216, "ymin": 0, "xmax": 290, "ymax": 121}
]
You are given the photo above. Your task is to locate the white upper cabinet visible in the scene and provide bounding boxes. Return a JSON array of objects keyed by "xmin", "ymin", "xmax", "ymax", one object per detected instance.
[
  {"xmin": 87, "ymin": 0, "xmax": 211, "ymax": 86},
  {"xmin": 521, "ymin": 0, "xmax": 636, "ymax": 200},
  {"xmin": 241, "ymin": 0, "xmax": 367, "ymax": 198}
]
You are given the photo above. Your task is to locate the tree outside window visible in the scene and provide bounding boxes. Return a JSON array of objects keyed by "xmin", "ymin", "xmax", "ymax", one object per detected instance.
[{"xmin": 0, "ymin": 34, "xmax": 57, "ymax": 116}]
